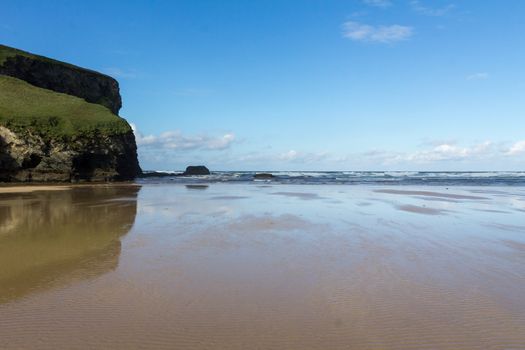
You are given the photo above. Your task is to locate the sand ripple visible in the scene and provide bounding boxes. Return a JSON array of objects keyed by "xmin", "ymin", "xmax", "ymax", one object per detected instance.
[{"xmin": 1, "ymin": 184, "xmax": 524, "ymax": 349}]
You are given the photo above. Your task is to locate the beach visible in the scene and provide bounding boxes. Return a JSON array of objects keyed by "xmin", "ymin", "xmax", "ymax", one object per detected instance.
[{"xmin": 1, "ymin": 183, "xmax": 525, "ymax": 349}]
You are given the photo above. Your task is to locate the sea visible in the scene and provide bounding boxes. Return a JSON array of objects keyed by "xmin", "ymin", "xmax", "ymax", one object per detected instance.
[{"xmin": 138, "ymin": 171, "xmax": 525, "ymax": 186}]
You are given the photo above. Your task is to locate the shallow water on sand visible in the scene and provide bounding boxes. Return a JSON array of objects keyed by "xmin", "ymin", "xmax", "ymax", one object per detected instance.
[{"xmin": 1, "ymin": 184, "xmax": 525, "ymax": 349}]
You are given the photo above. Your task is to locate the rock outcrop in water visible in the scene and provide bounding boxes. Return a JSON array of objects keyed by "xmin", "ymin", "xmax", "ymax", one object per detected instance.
[
  {"xmin": 183, "ymin": 165, "xmax": 210, "ymax": 176},
  {"xmin": 0, "ymin": 45, "xmax": 141, "ymax": 182},
  {"xmin": 254, "ymin": 173, "xmax": 274, "ymax": 179}
]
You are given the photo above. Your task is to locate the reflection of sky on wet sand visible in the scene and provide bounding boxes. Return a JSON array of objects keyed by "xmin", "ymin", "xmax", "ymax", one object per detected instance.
[{"xmin": 1, "ymin": 184, "xmax": 525, "ymax": 349}]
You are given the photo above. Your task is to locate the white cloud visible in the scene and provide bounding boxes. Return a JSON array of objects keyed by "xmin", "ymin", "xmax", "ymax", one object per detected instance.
[
  {"xmin": 225, "ymin": 141, "xmax": 502, "ymax": 169},
  {"xmin": 506, "ymin": 141, "xmax": 525, "ymax": 156},
  {"xmin": 131, "ymin": 123, "xmax": 235, "ymax": 151},
  {"xmin": 410, "ymin": 0, "xmax": 455, "ymax": 16},
  {"xmin": 363, "ymin": 0, "xmax": 392, "ymax": 8},
  {"xmin": 278, "ymin": 150, "xmax": 330, "ymax": 163},
  {"xmin": 391, "ymin": 141, "xmax": 495, "ymax": 164},
  {"xmin": 466, "ymin": 72, "xmax": 489, "ymax": 80},
  {"xmin": 130, "ymin": 125, "xmax": 525, "ymax": 170},
  {"xmin": 230, "ymin": 150, "xmax": 331, "ymax": 166},
  {"xmin": 357, "ymin": 140, "xmax": 525, "ymax": 167},
  {"xmin": 279, "ymin": 150, "xmax": 299, "ymax": 161},
  {"xmin": 245, "ymin": 140, "xmax": 523, "ymax": 168},
  {"xmin": 342, "ymin": 21, "xmax": 413, "ymax": 43}
]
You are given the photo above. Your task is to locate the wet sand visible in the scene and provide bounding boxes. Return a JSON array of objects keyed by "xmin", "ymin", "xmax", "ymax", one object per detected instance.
[
  {"xmin": 0, "ymin": 185, "xmax": 72, "ymax": 193},
  {"xmin": 1, "ymin": 184, "xmax": 525, "ymax": 349}
]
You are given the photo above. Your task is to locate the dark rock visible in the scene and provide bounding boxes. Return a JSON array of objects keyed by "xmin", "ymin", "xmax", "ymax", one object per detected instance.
[
  {"xmin": 0, "ymin": 126, "xmax": 141, "ymax": 182},
  {"xmin": 254, "ymin": 173, "xmax": 274, "ymax": 179},
  {"xmin": 183, "ymin": 166, "xmax": 210, "ymax": 176},
  {"xmin": 0, "ymin": 45, "xmax": 122, "ymax": 114},
  {"xmin": 185, "ymin": 184, "xmax": 209, "ymax": 190}
]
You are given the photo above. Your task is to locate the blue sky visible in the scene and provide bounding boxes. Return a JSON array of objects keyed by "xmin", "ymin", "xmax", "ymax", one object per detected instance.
[{"xmin": 2, "ymin": 0, "xmax": 525, "ymax": 170}]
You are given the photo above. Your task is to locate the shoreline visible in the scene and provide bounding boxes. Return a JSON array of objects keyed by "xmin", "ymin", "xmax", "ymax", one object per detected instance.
[
  {"xmin": 0, "ymin": 182, "xmax": 140, "ymax": 194},
  {"xmin": 2, "ymin": 181, "xmax": 524, "ymax": 195}
]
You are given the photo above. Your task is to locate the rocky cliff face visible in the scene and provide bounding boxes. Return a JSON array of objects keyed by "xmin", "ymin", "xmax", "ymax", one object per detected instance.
[
  {"xmin": 0, "ymin": 45, "xmax": 122, "ymax": 114},
  {"xmin": 0, "ymin": 45, "xmax": 141, "ymax": 182},
  {"xmin": 0, "ymin": 126, "xmax": 139, "ymax": 182}
]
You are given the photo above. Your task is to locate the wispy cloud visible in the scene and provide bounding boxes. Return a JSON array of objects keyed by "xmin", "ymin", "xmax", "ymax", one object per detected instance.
[
  {"xmin": 506, "ymin": 141, "xmax": 525, "ymax": 156},
  {"xmin": 234, "ymin": 150, "xmax": 331, "ymax": 164},
  {"xmin": 466, "ymin": 72, "xmax": 489, "ymax": 80},
  {"xmin": 101, "ymin": 67, "xmax": 138, "ymax": 79},
  {"xmin": 342, "ymin": 21, "xmax": 413, "ymax": 43},
  {"xmin": 132, "ymin": 125, "xmax": 525, "ymax": 170},
  {"xmin": 228, "ymin": 141, "xmax": 502, "ymax": 168},
  {"xmin": 403, "ymin": 141, "xmax": 494, "ymax": 163},
  {"xmin": 335, "ymin": 141, "xmax": 502, "ymax": 167},
  {"xmin": 131, "ymin": 124, "xmax": 235, "ymax": 151},
  {"xmin": 360, "ymin": 140, "xmax": 525, "ymax": 166},
  {"xmin": 410, "ymin": 0, "xmax": 455, "ymax": 16},
  {"xmin": 278, "ymin": 150, "xmax": 330, "ymax": 163},
  {"xmin": 363, "ymin": 0, "xmax": 392, "ymax": 8}
]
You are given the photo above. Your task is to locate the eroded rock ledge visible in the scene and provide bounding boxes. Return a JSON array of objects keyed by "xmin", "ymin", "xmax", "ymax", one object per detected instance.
[{"xmin": 0, "ymin": 126, "xmax": 139, "ymax": 182}]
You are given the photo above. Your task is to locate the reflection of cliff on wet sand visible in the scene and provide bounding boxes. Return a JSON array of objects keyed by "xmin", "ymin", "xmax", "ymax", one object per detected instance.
[{"xmin": 0, "ymin": 185, "xmax": 139, "ymax": 303}]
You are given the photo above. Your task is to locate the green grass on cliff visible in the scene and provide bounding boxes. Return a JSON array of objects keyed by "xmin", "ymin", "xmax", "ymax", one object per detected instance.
[
  {"xmin": 0, "ymin": 75, "xmax": 131, "ymax": 138},
  {"xmin": 0, "ymin": 45, "xmax": 42, "ymax": 66},
  {"xmin": 0, "ymin": 44, "xmax": 109, "ymax": 76}
]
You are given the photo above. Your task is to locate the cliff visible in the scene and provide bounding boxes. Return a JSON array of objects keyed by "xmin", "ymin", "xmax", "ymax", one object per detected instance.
[
  {"xmin": 0, "ymin": 45, "xmax": 141, "ymax": 182},
  {"xmin": 0, "ymin": 45, "xmax": 121, "ymax": 114}
]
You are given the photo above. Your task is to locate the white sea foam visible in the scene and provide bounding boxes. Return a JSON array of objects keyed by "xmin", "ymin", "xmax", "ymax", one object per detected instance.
[{"xmin": 138, "ymin": 171, "xmax": 525, "ymax": 186}]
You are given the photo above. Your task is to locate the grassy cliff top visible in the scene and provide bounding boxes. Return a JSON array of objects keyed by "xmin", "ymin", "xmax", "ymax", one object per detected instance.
[
  {"xmin": 0, "ymin": 75, "xmax": 131, "ymax": 138},
  {"xmin": 0, "ymin": 44, "xmax": 111, "ymax": 78}
]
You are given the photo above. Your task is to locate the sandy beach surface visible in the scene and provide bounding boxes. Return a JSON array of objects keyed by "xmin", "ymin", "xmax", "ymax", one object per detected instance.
[
  {"xmin": 0, "ymin": 185, "xmax": 72, "ymax": 193},
  {"xmin": 1, "ymin": 183, "xmax": 525, "ymax": 349}
]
